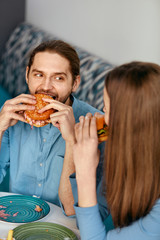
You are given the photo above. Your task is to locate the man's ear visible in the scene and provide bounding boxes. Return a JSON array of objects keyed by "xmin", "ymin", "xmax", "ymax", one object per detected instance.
[
  {"xmin": 26, "ymin": 66, "xmax": 29, "ymax": 84},
  {"xmin": 72, "ymin": 75, "xmax": 81, "ymax": 93}
]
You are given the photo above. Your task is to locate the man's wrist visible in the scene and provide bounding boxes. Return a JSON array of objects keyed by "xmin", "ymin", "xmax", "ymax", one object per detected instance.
[{"xmin": 65, "ymin": 137, "xmax": 76, "ymax": 146}]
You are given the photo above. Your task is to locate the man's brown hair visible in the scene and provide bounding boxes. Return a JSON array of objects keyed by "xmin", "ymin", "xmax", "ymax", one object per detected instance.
[
  {"xmin": 104, "ymin": 61, "xmax": 160, "ymax": 227},
  {"xmin": 27, "ymin": 40, "xmax": 80, "ymax": 81}
]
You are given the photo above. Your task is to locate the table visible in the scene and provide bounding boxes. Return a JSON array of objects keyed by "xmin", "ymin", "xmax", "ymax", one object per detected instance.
[{"xmin": 0, "ymin": 192, "xmax": 80, "ymax": 239}]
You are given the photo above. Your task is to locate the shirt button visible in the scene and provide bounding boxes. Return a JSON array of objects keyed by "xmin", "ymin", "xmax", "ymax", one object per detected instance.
[
  {"xmin": 38, "ymin": 183, "xmax": 42, "ymax": 187},
  {"xmin": 40, "ymin": 163, "xmax": 43, "ymax": 167},
  {"xmin": 43, "ymin": 138, "xmax": 46, "ymax": 142}
]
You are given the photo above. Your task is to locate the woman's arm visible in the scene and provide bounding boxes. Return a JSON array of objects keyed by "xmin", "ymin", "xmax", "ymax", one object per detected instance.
[{"xmin": 73, "ymin": 114, "xmax": 99, "ymax": 208}]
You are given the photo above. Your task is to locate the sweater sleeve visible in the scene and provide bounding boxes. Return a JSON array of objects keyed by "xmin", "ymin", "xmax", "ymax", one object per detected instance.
[{"xmin": 74, "ymin": 203, "xmax": 107, "ymax": 240}]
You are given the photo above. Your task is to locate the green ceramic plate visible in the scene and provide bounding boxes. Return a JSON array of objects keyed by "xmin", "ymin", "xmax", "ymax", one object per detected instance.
[
  {"xmin": 0, "ymin": 195, "xmax": 50, "ymax": 223},
  {"xmin": 13, "ymin": 222, "xmax": 78, "ymax": 240}
]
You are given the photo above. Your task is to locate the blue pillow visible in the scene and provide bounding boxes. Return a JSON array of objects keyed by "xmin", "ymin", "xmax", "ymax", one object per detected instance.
[{"xmin": 0, "ymin": 85, "xmax": 11, "ymax": 107}]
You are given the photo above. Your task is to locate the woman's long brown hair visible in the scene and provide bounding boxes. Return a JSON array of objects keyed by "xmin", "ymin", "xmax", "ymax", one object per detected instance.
[{"xmin": 104, "ymin": 62, "xmax": 160, "ymax": 227}]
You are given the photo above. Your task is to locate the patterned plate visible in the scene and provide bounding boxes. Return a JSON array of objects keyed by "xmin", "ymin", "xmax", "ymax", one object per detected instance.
[
  {"xmin": 0, "ymin": 195, "xmax": 50, "ymax": 223},
  {"xmin": 13, "ymin": 222, "xmax": 78, "ymax": 240}
]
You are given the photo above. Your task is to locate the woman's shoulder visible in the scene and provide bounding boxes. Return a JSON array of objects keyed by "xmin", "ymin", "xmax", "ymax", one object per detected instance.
[
  {"xmin": 107, "ymin": 199, "xmax": 160, "ymax": 240},
  {"xmin": 140, "ymin": 198, "xmax": 160, "ymax": 231}
]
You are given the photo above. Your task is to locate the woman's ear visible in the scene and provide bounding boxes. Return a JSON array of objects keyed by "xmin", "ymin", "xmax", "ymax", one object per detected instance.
[
  {"xmin": 72, "ymin": 75, "xmax": 81, "ymax": 93},
  {"xmin": 26, "ymin": 66, "xmax": 29, "ymax": 84}
]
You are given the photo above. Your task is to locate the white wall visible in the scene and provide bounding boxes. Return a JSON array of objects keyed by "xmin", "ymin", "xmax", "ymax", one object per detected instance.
[{"xmin": 25, "ymin": 0, "xmax": 160, "ymax": 65}]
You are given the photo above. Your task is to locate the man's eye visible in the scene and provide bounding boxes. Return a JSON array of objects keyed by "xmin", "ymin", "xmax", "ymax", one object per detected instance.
[
  {"xmin": 55, "ymin": 76, "xmax": 63, "ymax": 80},
  {"xmin": 35, "ymin": 73, "xmax": 42, "ymax": 77}
]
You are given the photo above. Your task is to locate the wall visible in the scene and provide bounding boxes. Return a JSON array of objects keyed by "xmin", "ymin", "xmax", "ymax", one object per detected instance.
[
  {"xmin": 0, "ymin": 0, "xmax": 25, "ymax": 60},
  {"xmin": 25, "ymin": 0, "xmax": 160, "ymax": 65}
]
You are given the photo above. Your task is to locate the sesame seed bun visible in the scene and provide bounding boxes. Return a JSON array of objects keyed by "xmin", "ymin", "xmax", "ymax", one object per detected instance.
[{"xmin": 24, "ymin": 93, "xmax": 55, "ymax": 127}]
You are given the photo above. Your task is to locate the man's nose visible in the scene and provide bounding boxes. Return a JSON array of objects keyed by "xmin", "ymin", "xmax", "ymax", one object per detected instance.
[{"xmin": 43, "ymin": 77, "xmax": 52, "ymax": 90}]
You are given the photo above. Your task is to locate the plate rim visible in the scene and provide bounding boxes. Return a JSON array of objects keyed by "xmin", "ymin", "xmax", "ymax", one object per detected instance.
[{"xmin": 13, "ymin": 222, "xmax": 78, "ymax": 240}]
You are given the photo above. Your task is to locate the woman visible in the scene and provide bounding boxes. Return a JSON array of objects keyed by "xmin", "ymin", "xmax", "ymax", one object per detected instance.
[{"xmin": 73, "ymin": 62, "xmax": 160, "ymax": 239}]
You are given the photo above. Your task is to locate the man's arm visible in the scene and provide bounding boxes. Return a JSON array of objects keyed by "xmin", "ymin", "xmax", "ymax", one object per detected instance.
[
  {"xmin": 39, "ymin": 99, "xmax": 77, "ymax": 216},
  {"xmin": 58, "ymin": 140, "xmax": 76, "ymax": 216}
]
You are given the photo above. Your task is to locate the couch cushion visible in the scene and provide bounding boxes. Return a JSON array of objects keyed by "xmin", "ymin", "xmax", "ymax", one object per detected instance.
[
  {"xmin": 0, "ymin": 22, "xmax": 54, "ymax": 99},
  {"xmin": 75, "ymin": 48, "xmax": 114, "ymax": 110},
  {"xmin": 0, "ymin": 85, "xmax": 11, "ymax": 107},
  {"xmin": 0, "ymin": 22, "xmax": 114, "ymax": 111}
]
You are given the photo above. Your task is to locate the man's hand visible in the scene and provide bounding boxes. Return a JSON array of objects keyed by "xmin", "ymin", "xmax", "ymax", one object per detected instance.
[
  {"xmin": 0, "ymin": 94, "xmax": 36, "ymax": 132},
  {"xmin": 39, "ymin": 98, "xmax": 76, "ymax": 143}
]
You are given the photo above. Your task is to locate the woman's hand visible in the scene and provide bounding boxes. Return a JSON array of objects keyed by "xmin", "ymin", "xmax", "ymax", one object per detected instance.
[{"xmin": 73, "ymin": 113, "xmax": 99, "ymax": 207}]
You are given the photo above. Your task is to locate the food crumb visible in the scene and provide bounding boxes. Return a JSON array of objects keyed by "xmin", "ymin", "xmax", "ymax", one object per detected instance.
[
  {"xmin": 35, "ymin": 205, "xmax": 42, "ymax": 212},
  {"xmin": 0, "ymin": 210, "xmax": 10, "ymax": 219},
  {"xmin": 13, "ymin": 212, "xmax": 19, "ymax": 217},
  {"xmin": 0, "ymin": 205, "xmax": 6, "ymax": 208}
]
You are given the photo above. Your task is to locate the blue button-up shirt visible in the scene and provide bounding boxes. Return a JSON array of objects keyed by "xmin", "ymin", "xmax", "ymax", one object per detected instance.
[{"xmin": 0, "ymin": 96, "xmax": 104, "ymax": 206}]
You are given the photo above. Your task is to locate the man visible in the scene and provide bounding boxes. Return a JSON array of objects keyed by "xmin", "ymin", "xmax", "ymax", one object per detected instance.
[{"xmin": 0, "ymin": 40, "xmax": 104, "ymax": 216}]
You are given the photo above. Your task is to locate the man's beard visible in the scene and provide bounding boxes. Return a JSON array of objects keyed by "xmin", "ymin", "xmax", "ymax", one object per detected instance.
[{"xmin": 60, "ymin": 91, "xmax": 73, "ymax": 106}]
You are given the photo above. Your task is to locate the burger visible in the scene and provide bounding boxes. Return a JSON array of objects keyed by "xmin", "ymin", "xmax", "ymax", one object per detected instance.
[
  {"xmin": 95, "ymin": 114, "xmax": 109, "ymax": 143},
  {"xmin": 24, "ymin": 93, "xmax": 55, "ymax": 127}
]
